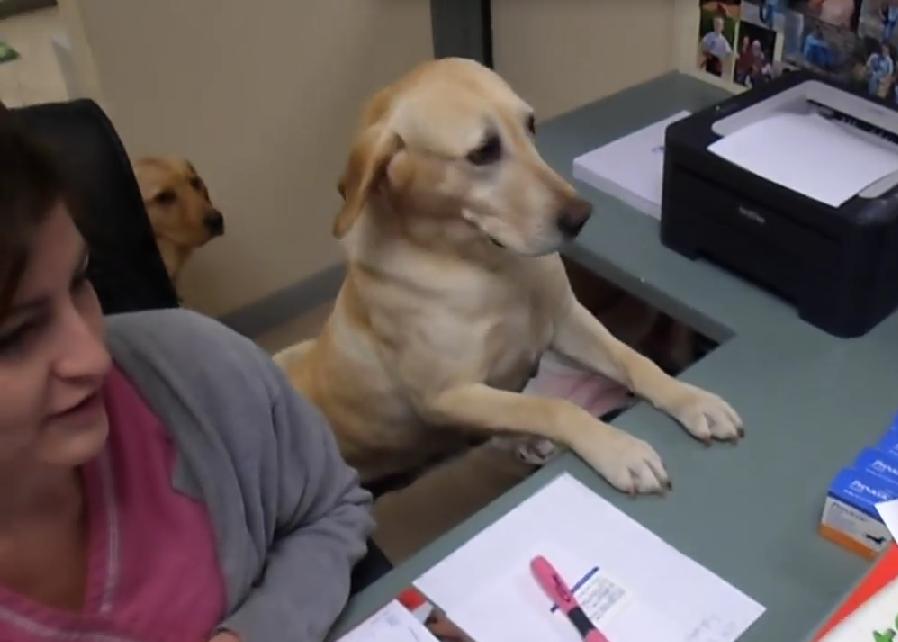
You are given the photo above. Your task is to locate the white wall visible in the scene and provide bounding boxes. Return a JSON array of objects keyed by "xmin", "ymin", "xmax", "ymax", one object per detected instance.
[
  {"xmin": 64, "ymin": 1, "xmax": 694, "ymax": 317},
  {"xmin": 492, "ymin": 0, "xmax": 678, "ymax": 119},
  {"xmin": 65, "ymin": 0, "xmax": 432, "ymax": 317}
]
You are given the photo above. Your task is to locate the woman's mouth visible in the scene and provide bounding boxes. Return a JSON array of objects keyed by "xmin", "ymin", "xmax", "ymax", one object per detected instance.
[{"xmin": 50, "ymin": 391, "xmax": 104, "ymax": 425}]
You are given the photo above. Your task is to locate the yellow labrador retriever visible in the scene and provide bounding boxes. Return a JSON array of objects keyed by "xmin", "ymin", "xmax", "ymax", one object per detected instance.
[
  {"xmin": 133, "ymin": 157, "xmax": 224, "ymax": 286},
  {"xmin": 276, "ymin": 58, "xmax": 742, "ymax": 494}
]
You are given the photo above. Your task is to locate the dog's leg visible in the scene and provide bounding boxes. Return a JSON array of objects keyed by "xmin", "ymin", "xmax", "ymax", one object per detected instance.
[
  {"xmin": 420, "ymin": 384, "xmax": 670, "ymax": 494},
  {"xmin": 553, "ymin": 298, "xmax": 743, "ymax": 444}
]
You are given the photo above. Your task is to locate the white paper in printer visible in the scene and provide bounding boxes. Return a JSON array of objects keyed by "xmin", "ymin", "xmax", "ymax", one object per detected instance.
[{"xmin": 708, "ymin": 112, "xmax": 898, "ymax": 208}]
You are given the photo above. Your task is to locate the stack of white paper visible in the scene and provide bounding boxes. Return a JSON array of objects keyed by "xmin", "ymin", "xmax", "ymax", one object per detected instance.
[
  {"xmin": 572, "ymin": 111, "xmax": 691, "ymax": 220},
  {"xmin": 415, "ymin": 473, "xmax": 764, "ymax": 642}
]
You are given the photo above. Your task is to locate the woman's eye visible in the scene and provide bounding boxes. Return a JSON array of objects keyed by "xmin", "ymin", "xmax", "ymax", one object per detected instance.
[
  {"xmin": 467, "ymin": 135, "xmax": 502, "ymax": 166},
  {"xmin": 70, "ymin": 256, "xmax": 92, "ymax": 295},
  {"xmin": 0, "ymin": 321, "xmax": 37, "ymax": 355}
]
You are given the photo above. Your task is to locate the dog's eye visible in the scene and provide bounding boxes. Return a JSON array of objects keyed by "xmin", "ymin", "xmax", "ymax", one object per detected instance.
[
  {"xmin": 189, "ymin": 176, "xmax": 204, "ymax": 191},
  {"xmin": 526, "ymin": 114, "xmax": 536, "ymax": 134},
  {"xmin": 154, "ymin": 189, "xmax": 177, "ymax": 205},
  {"xmin": 467, "ymin": 135, "xmax": 502, "ymax": 166}
]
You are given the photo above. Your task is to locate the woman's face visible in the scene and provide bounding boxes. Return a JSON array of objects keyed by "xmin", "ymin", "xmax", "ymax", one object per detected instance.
[{"xmin": 0, "ymin": 204, "xmax": 111, "ymax": 471}]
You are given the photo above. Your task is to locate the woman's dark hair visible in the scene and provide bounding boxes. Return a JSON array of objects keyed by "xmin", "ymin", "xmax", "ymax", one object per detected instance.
[{"xmin": 0, "ymin": 104, "xmax": 72, "ymax": 321}]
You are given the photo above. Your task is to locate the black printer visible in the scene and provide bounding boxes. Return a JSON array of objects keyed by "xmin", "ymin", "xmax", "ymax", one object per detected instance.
[{"xmin": 661, "ymin": 71, "xmax": 898, "ymax": 338}]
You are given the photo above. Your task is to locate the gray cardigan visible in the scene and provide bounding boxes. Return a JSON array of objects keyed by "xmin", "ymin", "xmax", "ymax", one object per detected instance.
[{"xmin": 105, "ymin": 309, "xmax": 374, "ymax": 642}]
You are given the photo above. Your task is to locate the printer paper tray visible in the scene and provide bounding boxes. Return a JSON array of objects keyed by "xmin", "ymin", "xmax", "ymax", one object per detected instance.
[{"xmin": 672, "ymin": 172, "xmax": 836, "ymax": 260}]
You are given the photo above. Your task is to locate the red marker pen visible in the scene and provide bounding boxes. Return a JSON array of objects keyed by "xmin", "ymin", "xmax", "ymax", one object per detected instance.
[{"xmin": 530, "ymin": 555, "xmax": 610, "ymax": 642}]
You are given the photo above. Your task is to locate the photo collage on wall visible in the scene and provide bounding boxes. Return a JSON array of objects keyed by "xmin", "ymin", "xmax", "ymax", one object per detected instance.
[{"xmin": 698, "ymin": 0, "xmax": 898, "ymax": 102}]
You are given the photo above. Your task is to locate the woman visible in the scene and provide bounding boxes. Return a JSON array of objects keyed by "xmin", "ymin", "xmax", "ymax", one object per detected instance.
[{"xmin": 0, "ymin": 110, "xmax": 373, "ymax": 640}]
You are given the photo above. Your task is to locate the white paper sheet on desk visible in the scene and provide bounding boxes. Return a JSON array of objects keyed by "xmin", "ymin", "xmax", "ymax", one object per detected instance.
[
  {"xmin": 572, "ymin": 110, "xmax": 690, "ymax": 219},
  {"xmin": 708, "ymin": 112, "xmax": 898, "ymax": 208},
  {"xmin": 335, "ymin": 599, "xmax": 438, "ymax": 642},
  {"xmin": 415, "ymin": 473, "xmax": 764, "ymax": 642}
]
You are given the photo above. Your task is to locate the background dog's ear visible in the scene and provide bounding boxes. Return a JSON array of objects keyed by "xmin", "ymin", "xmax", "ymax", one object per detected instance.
[{"xmin": 333, "ymin": 125, "xmax": 402, "ymax": 239}]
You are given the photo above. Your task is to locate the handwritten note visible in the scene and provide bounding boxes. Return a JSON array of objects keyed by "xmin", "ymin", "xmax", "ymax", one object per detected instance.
[{"xmin": 551, "ymin": 567, "xmax": 630, "ymax": 626}]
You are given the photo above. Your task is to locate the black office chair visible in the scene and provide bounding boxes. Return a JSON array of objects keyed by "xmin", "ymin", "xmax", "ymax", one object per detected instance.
[{"xmin": 12, "ymin": 99, "xmax": 178, "ymax": 314}]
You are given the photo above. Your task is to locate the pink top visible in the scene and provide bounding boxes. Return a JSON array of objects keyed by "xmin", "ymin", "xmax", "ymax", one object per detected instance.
[{"xmin": 0, "ymin": 367, "xmax": 227, "ymax": 642}]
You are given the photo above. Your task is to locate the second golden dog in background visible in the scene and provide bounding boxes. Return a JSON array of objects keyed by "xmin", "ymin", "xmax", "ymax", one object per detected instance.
[{"xmin": 133, "ymin": 157, "xmax": 224, "ymax": 288}]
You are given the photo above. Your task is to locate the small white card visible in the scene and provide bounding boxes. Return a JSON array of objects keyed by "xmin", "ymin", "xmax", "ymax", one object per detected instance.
[
  {"xmin": 336, "ymin": 600, "xmax": 438, "ymax": 642},
  {"xmin": 876, "ymin": 499, "xmax": 898, "ymax": 539}
]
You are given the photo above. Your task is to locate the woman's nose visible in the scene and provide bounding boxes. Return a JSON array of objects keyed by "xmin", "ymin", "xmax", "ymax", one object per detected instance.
[{"xmin": 53, "ymin": 307, "xmax": 111, "ymax": 382}]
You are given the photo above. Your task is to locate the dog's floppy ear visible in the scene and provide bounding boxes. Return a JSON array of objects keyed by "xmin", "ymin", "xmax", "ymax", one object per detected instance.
[{"xmin": 333, "ymin": 124, "xmax": 402, "ymax": 239}]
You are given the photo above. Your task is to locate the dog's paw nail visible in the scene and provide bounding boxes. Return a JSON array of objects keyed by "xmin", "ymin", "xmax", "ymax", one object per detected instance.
[
  {"xmin": 737, "ymin": 427, "xmax": 745, "ymax": 438},
  {"xmin": 665, "ymin": 480, "xmax": 673, "ymax": 491}
]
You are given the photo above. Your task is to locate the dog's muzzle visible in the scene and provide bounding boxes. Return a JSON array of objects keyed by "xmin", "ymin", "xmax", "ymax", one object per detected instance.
[
  {"xmin": 556, "ymin": 197, "xmax": 592, "ymax": 239},
  {"xmin": 204, "ymin": 210, "xmax": 225, "ymax": 237}
]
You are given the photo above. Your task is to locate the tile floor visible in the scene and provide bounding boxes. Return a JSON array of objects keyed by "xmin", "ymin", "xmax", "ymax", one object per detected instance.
[{"xmin": 0, "ymin": 6, "xmax": 67, "ymax": 107}]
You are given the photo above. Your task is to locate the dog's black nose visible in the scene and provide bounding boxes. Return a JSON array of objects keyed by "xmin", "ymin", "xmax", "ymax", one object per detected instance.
[
  {"xmin": 556, "ymin": 197, "xmax": 592, "ymax": 238},
  {"xmin": 204, "ymin": 210, "xmax": 224, "ymax": 236}
]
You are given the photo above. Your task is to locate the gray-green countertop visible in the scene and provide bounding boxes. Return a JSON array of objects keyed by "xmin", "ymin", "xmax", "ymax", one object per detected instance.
[{"xmin": 336, "ymin": 73, "xmax": 898, "ymax": 642}]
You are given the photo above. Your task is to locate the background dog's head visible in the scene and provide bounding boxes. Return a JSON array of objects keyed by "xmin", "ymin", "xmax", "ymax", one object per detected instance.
[
  {"xmin": 134, "ymin": 157, "xmax": 224, "ymax": 254},
  {"xmin": 334, "ymin": 58, "xmax": 591, "ymax": 257}
]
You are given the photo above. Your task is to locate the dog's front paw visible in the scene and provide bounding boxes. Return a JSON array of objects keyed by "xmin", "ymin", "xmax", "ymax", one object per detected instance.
[
  {"xmin": 669, "ymin": 382, "xmax": 743, "ymax": 444},
  {"xmin": 577, "ymin": 428, "xmax": 670, "ymax": 495}
]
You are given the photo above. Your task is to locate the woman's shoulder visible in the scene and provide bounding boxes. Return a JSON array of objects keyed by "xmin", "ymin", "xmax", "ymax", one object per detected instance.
[
  {"xmin": 105, "ymin": 308, "xmax": 281, "ymax": 400},
  {"xmin": 107, "ymin": 308, "xmax": 254, "ymax": 356}
]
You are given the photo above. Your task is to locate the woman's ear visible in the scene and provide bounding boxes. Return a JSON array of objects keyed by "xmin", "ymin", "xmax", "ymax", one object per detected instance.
[{"xmin": 333, "ymin": 125, "xmax": 403, "ymax": 239}]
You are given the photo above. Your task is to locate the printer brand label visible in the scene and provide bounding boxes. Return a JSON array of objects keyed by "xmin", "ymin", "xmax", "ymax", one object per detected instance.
[{"xmin": 736, "ymin": 205, "xmax": 766, "ymax": 225}]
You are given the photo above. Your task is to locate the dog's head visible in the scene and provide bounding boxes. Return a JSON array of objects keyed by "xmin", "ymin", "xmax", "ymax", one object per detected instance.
[
  {"xmin": 334, "ymin": 58, "xmax": 591, "ymax": 257},
  {"xmin": 133, "ymin": 157, "xmax": 224, "ymax": 250}
]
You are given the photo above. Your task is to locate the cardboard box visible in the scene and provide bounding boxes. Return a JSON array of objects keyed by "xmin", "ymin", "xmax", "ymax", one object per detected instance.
[{"xmin": 820, "ymin": 468, "xmax": 898, "ymax": 559}]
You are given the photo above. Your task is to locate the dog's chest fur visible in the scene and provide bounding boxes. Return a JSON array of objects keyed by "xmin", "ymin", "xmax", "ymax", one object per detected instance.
[
  {"xmin": 379, "ymin": 252, "xmax": 565, "ymax": 393},
  {"xmin": 478, "ymin": 290, "xmax": 552, "ymax": 391}
]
